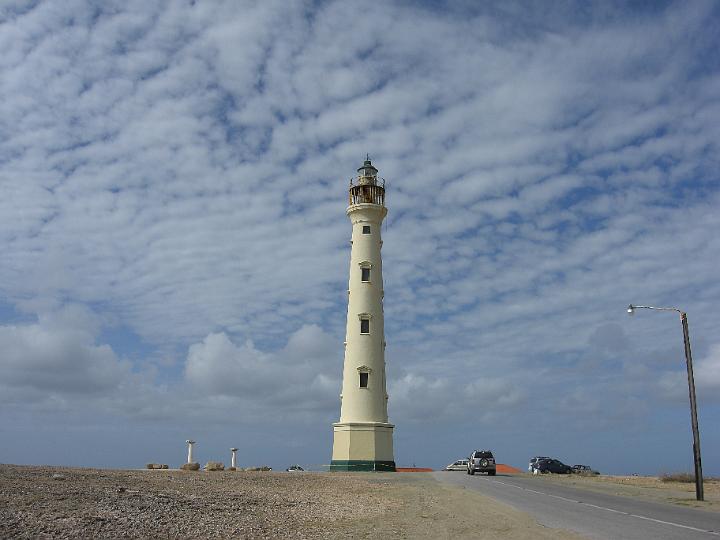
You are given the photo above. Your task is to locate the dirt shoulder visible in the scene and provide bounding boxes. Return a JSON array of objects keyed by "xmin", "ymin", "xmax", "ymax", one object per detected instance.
[
  {"xmin": 0, "ymin": 465, "xmax": 583, "ymax": 539},
  {"xmin": 527, "ymin": 473, "xmax": 720, "ymax": 512},
  {"xmin": 332, "ymin": 473, "xmax": 584, "ymax": 539}
]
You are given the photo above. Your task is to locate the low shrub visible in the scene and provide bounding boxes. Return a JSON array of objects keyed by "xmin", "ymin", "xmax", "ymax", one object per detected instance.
[{"xmin": 660, "ymin": 472, "xmax": 694, "ymax": 483}]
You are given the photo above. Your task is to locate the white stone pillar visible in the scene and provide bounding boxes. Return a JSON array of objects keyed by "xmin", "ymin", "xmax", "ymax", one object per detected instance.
[
  {"xmin": 186, "ymin": 440, "xmax": 196, "ymax": 464},
  {"xmin": 230, "ymin": 448, "xmax": 238, "ymax": 469}
]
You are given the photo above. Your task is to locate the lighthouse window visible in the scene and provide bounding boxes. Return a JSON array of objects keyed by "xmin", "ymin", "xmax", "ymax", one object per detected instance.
[
  {"xmin": 362, "ymin": 225, "xmax": 371, "ymax": 234},
  {"xmin": 360, "ymin": 318, "xmax": 370, "ymax": 334},
  {"xmin": 361, "ymin": 267, "xmax": 370, "ymax": 282},
  {"xmin": 359, "ymin": 372, "xmax": 369, "ymax": 388}
]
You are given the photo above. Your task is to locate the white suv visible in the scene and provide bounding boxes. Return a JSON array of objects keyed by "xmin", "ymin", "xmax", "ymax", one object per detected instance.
[{"xmin": 528, "ymin": 456, "xmax": 550, "ymax": 472}]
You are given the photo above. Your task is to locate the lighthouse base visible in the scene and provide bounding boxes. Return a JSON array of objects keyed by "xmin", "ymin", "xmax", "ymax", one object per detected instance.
[{"xmin": 330, "ymin": 422, "xmax": 395, "ymax": 472}]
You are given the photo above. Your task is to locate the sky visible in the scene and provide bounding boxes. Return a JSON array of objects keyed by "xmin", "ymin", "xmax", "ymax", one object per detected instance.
[{"xmin": 1, "ymin": 0, "xmax": 719, "ymax": 475}]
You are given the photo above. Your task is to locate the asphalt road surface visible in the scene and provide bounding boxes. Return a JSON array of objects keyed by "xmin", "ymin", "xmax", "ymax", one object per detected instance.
[{"xmin": 434, "ymin": 472, "xmax": 720, "ymax": 540}]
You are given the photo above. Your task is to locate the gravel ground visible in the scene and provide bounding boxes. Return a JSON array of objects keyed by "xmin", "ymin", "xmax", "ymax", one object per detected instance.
[
  {"xmin": 0, "ymin": 465, "xmax": 397, "ymax": 539},
  {"xmin": 0, "ymin": 464, "xmax": 583, "ymax": 539}
]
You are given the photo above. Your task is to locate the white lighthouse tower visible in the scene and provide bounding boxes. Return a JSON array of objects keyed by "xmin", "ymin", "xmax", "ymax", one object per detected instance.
[{"xmin": 331, "ymin": 157, "xmax": 395, "ymax": 472}]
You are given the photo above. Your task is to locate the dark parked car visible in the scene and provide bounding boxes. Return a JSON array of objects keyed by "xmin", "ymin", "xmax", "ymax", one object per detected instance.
[
  {"xmin": 572, "ymin": 464, "xmax": 599, "ymax": 475},
  {"xmin": 534, "ymin": 458, "xmax": 572, "ymax": 474}
]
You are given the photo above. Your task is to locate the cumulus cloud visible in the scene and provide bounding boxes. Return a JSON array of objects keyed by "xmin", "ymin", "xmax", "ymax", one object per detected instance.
[
  {"xmin": 0, "ymin": 307, "xmax": 341, "ymax": 425},
  {"xmin": 697, "ymin": 345, "xmax": 720, "ymax": 393},
  {"xmin": 388, "ymin": 373, "xmax": 525, "ymax": 424},
  {"xmin": 0, "ymin": 304, "xmax": 129, "ymax": 396},
  {"xmin": 184, "ymin": 325, "xmax": 339, "ymax": 417},
  {"xmin": 656, "ymin": 343, "xmax": 720, "ymax": 403}
]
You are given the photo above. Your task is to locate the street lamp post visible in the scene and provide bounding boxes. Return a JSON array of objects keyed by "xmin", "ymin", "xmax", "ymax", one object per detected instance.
[{"xmin": 627, "ymin": 304, "xmax": 704, "ymax": 501}]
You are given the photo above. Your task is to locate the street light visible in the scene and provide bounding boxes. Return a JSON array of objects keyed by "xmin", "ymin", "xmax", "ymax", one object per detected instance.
[{"xmin": 627, "ymin": 304, "xmax": 704, "ymax": 501}]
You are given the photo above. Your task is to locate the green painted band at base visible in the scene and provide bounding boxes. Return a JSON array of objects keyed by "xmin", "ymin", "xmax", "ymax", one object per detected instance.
[{"xmin": 329, "ymin": 460, "xmax": 396, "ymax": 472}]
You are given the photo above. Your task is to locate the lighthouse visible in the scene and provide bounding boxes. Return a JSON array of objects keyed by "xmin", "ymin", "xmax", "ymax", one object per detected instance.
[{"xmin": 330, "ymin": 157, "xmax": 395, "ymax": 472}]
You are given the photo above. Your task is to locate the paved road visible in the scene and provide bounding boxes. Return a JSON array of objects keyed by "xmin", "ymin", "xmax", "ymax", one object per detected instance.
[{"xmin": 434, "ymin": 472, "xmax": 720, "ymax": 540}]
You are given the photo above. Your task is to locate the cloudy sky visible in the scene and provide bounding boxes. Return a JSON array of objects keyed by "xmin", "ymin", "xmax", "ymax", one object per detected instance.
[{"xmin": 1, "ymin": 0, "xmax": 719, "ymax": 474}]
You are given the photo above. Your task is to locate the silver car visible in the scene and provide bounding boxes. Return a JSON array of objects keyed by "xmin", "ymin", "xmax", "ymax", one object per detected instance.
[
  {"xmin": 467, "ymin": 450, "xmax": 496, "ymax": 475},
  {"xmin": 445, "ymin": 459, "xmax": 469, "ymax": 471}
]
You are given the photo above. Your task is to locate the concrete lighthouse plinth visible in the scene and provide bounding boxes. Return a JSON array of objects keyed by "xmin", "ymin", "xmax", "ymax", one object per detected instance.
[
  {"xmin": 330, "ymin": 422, "xmax": 395, "ymax": 471},
  {"xmin": 331, "ymin": 158, "xmax": 395, "ymax": 472}
]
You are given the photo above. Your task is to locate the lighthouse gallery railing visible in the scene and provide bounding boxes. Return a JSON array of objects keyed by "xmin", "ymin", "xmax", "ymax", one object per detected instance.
[{"xmin": 349, "ymin": 183, "xmax": 385, "ymax": 206}]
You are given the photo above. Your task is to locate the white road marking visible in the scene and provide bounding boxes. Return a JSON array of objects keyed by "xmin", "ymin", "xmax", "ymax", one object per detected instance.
[
  {"xmin": 486, "ymin": 478, "xmax": 719, "ymax": 537},
  {"xmin": 582, "ymin": 503, "xmax": 626, "ymax": 514}
]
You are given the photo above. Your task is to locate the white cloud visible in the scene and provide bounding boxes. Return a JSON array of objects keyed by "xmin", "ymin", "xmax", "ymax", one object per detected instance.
[
  {"xmin": 697, "ymin": 344, "xmax": 720, "ymax": 393},
  {"xmin": 184, "ymin": 325, "xmax": 340, "ymax": 416},
  {"xmin": 657, "ymin": 343, "xmax": 720, "ymax": 403},
  {"xmin": 0, "ymin": 305, "xmax": 130, "ymax": 396}
]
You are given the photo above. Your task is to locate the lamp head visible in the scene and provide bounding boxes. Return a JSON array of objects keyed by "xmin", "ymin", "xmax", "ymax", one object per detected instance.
[{"xmin": 627, "ymin": 304, "xmax": 635, "ymax": 315}]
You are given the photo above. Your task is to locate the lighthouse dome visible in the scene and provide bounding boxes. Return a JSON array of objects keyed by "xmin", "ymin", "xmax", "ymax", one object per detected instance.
[{"xmin": 357, "ymin": 157, "xmax": 378, "ymax": 185}]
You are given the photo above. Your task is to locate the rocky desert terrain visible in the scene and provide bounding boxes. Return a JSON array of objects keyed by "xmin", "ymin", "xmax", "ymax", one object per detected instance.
[{"xmin": 0, "ymin": 464, "xmax": 583, "ymax": 539}]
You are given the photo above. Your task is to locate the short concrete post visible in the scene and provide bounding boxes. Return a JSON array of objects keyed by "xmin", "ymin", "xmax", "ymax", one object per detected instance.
[
  {"xmin": 230, "ymin": 448, "xmax": 238, "ymax": 469},
  {"xmin": 186, "ymin": 440, "xmax": 196, "ymax": 464}
]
